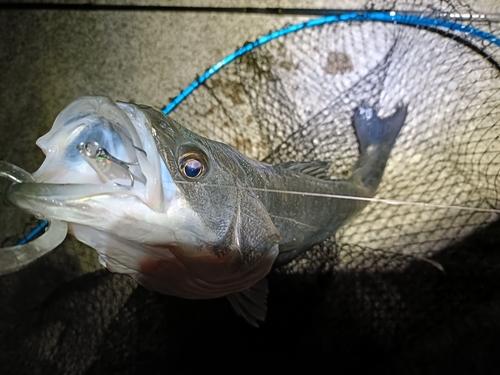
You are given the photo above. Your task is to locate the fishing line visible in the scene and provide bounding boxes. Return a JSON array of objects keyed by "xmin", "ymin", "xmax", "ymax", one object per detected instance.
[
  {"xmin": 6, "ymin": 177, "xmax": 500, "ymax": 247},
  {"xmin": 10, "ymin": 180, "xmax": 498, "ymax": 247},
  {"xmin": 174, "ymin": 181, "xmax": 500, "ymax": 214},
  {"xmin": 159, "ymin": 11, "xmax": 500, "ymax": 216}
]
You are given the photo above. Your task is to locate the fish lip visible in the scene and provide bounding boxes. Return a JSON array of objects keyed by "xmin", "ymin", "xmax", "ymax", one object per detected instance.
[
  {"xmin": 6, "ymin": 181, "xmax": 135, "ymax": 215},
  {"xmin": 9, "ymin": 181, "xmax": 134, "ymax": 200},
  {"xmin": 6, "ymin": 181, "xmax": 147, "ymax": 235},
  {"xmin": 31, "ymin": 96, "xmax": 168, "ymax": 211}
]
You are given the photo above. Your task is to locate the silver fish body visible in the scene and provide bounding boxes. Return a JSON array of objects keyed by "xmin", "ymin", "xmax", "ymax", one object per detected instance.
[{"xmin": 7, "ymin": 96, "xmax": 407, "ymax": 325}]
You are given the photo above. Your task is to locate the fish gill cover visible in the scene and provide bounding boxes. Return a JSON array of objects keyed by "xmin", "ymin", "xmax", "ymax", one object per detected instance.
[{"xmin": 1, "ymin": 0, "xmax": 500, "ymax": 374}]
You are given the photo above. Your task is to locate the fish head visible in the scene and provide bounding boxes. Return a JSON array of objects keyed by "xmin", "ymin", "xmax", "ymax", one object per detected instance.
[{"xmin": 8, "ymin": 96, "xmax": 280, "ymax": 298}]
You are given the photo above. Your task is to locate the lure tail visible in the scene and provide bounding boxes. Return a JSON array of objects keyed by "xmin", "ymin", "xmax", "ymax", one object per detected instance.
[{"xmin": 350, "ymin": 104, "xmax": 408, "ymax": 194}]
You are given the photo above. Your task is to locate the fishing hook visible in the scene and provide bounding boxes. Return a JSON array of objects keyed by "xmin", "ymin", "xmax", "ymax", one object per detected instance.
[{"xmin": 77, "ymin": 141, "xmax": 145, "ymax": 187}]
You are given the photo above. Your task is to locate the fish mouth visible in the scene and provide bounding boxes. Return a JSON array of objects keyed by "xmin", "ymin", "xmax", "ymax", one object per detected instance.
[{"xmin": 7, "ymin": 96, "xmax": 176, "ymax": 225}]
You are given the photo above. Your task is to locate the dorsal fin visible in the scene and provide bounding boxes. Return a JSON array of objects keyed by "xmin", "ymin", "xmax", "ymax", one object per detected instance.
[
  {"xmin": 227, "ymin": 277, "xmax": 269, "ymax": 327},
  {"xmin": 276, "ymin": 160, "xmax": 331, "ymax": 180}
]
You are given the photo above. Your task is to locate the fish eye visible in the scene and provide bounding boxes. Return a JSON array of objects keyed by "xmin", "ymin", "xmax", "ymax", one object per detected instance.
[
  {"xmin": 179, "ymin": 151, "xmax": 207, "ymax": 179},
  {"xmin": 182, "ymin": 159, "xmax": 203, "ymax": 178}
]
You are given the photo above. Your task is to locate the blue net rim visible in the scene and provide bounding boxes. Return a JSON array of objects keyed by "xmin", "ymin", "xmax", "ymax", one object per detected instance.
[{"xmin": 162, "ymin": 10, "xmax": 500, "ymax": 115}]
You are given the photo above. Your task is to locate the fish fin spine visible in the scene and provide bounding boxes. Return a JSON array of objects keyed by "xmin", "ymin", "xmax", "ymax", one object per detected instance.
[{"xmin": 276, "ymin": 160, "xmax": 332, "ymax": 180}]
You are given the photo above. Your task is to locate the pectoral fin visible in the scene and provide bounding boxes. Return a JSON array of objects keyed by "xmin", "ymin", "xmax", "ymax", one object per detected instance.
[{"xmin": 227, "ymin": 277, "xmax": 269, "ymax": 327}]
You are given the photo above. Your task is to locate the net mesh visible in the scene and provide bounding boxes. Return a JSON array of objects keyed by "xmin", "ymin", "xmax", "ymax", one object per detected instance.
[
  {"xmin": 1, "ymin": 0, "xmax": 500, "ymax": 374},
  {"xmin": 170, "ymin": 0, "xmax": 500, "ymax": 277}
]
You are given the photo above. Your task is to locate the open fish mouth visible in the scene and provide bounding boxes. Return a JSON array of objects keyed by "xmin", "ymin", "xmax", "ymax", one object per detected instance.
[{"xmin": 7, "ymin": 96, "xmax": 176, "ymax": 228}]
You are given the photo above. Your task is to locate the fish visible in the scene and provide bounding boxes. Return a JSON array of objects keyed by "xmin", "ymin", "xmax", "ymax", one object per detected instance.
[{"xmin": 7, "ymin": 96, "xmax": 407, "ymax": 326}]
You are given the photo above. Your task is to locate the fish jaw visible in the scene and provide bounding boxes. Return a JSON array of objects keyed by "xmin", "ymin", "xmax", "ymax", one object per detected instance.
[{"xmin": 7, "ymin": 181, "xmax": 277, "ymax": 298}]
